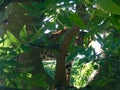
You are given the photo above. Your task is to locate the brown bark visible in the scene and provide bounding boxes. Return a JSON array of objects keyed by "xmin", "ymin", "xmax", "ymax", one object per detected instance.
[
  {"xmin": 54, "ymin": 26, "xmax": 79, "ymax": 89},
  {"xmin": 54, "ymin": 3, "xmax": 89, "ymax": 89}
]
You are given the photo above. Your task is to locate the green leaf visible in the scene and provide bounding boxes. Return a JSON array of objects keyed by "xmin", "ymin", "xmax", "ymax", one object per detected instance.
[
  {"xmin": 0, "ymin": 38, "xmax": 6, "ymax": 44},
  {"xmin": 96, "ymin": 34, "xmax": 104, "ymax": 46},
  {"xmin": 29, "ymin": 28, "xmax": 44, "ymax": 42},
  {"xmin": 69, "ymin": 12, "xmax": 86, "ymax": 28},
  {"xmin": 78, "ymin": 57, "xmax": 89, "ymax": 65},
  {"xmin": 20, "ymin": 44, "xmax": 30, "ymax": 52},
  {"xmin": 94, "ymin": 9, "xmax": 108, "ymax": 17},
  {"xmin": 85, "ymin": 46, "xmax": 93, "ymax": 57},
  {"xmin": 45, "ymin": 22, "xmax": 56, "ymax": 30},
  {"xmin": 19, "ymin": 25, "xmax": 28, "ymax": 42},
  {"xmin": 44, "ymin": 0, "xmax": 56, "ymax": 8},
  {"xmin": 19, "ymin": 3, "xmax": 35, "ymax": 12},
  {"xmin": 66, "ymin": 52, "xmax": 77, "ymax": 62},
  {"xmin": 6, "ymin": 31, "xmax": 20, "ymax": 45},
  {"xmin": 30, "ymin": 74, "xmax": 48, "ymax": 88},
  {"xmin": 0, "ymin": 47, "xmax": 13, "ymax": 51},
  {"xmin": 68, "ymin": 43, "xmax": 85, "ymax": 53},
  {"xmin": 57, "ymin": 13, "xmax": 73, "ymax": 27},
  {"xmin": 96, "ymin": 0, "xmax": 120, "ymax": 15}
]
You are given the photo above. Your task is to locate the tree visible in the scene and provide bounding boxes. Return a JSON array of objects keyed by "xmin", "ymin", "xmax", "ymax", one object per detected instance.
[{"xmin": 0, "ymin": 0, "xmax": 120, "ymax": 90}]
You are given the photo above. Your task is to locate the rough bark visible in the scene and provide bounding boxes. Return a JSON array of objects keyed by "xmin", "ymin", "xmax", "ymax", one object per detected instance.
[
  {"xmin": 54, "ymin": 3, "xmax": 89, "ymax": 89},
  {"xmin": 54, "ymin": 26, "xmax": 79, "ymax": 89}
]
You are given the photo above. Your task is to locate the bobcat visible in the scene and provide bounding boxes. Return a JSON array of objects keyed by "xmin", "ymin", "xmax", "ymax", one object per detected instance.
[{"xmin": 37, "ymin": 29, "xmax": 88, "ymax": 88}]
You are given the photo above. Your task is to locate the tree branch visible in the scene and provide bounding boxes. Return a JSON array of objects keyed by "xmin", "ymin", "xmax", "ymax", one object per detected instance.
[{"xmin": 55, "ymin": 26, "xmax": 79, "ymax": 89}]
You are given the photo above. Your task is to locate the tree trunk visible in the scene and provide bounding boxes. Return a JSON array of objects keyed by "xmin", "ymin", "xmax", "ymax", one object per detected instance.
[{"xmin": 55, "ymin": 26, "xmax": 79, "ymax": 89}]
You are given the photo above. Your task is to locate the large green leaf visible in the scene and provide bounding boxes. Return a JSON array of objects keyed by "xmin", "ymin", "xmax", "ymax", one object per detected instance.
[
  {"xmin": 29, "ymin": 28, "xmax": 44, "ymax": 42},
  {"xmin": 19, "ymin": 25, "xmax": 28, "ymax": 42},
  {"xmin": 20, "ymin": 44, "xmax": 30, "ymax": 52},
  {"xmin": 66, "ymin": 46, "xmax": 85, "ymax": 62},
  {"xmin": 57, "ymin": 12, "xmax": 73, "ymax": 27},
  {"xmin": 85, "ymin": 46, "xmax": 93, "ymax": 57},
  {"xmin": 6, "ymin": 31, "xmax": 20, "ymax": 45},
  {"xmin": 69, "ymin": 12, "xmax": 86, "ymax": 28},
  {"xmin": 96, "ymin": 0, "xmax": 120, "ymax": 15},
  {"xmin": 66, "ymin": 52, "xmax": 78, "ymax": 62}
]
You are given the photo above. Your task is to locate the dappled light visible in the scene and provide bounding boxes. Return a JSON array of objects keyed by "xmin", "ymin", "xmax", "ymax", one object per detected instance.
[{"xmin": 0, "ymin": 0, "xmax": 120, "ymax": 90}]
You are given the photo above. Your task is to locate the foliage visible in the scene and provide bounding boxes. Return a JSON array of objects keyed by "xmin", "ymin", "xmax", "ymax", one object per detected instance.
[
  {"xmin": 42, "ymin": 60, "xmax": 95, "ymax": 88},
  {"xmin": 96, "ymin": 0, "xmax": 120, "ymax": 15},
  {"xmin": 0, "ymin": 27, "xmax": 48, "ymax": 89},
  {"xmin": 93, "ymin": 30, "xmax": 120, "ymax": 87},
  {"xmin": 71, "ymin": 61, "xmax": 94, "ymax": 88},
  {"xmin": 0, "ymin": 0, "xmax": 120, "ymax": 89},
  {"xmin": 42, "ymin": 61, "xmax": 56, "ymax": 79},
  {"xmin": 0, "ymin": 36, "xmax": 21, "ymax": 88}
]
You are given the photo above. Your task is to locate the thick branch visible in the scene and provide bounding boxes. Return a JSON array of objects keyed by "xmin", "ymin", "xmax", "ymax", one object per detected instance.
[
  {"xmin": 55, "ymin": 26, "xmax": 79, "ymax": 88},
  {"xmin": 60, "ymin": 26, "xmax": 79, "ymax": 53}
]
